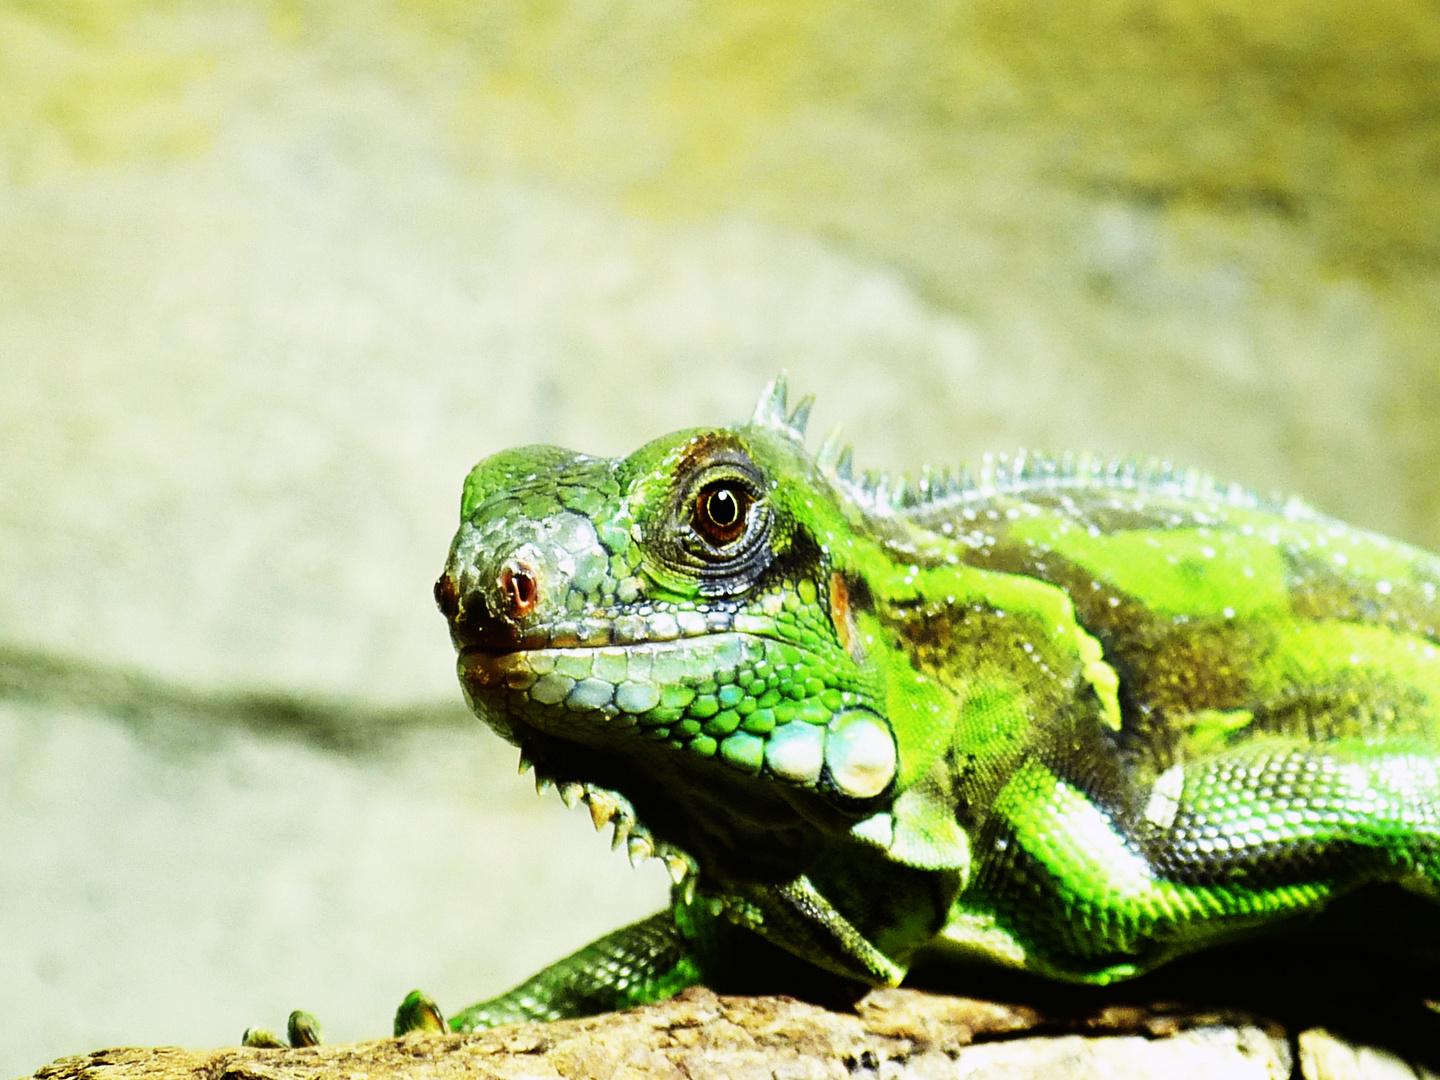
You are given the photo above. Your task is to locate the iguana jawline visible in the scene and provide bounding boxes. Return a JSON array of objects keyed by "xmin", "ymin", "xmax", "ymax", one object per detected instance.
[{"xmin": 457, "ymin": 638, "xmax": 846, "ymax": 895}]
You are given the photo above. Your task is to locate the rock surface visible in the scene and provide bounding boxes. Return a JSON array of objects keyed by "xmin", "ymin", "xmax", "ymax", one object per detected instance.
[
  {"xmin": 28, "ymin": 986, "xmax": 1440, "ymax": 1080},
  {"xmin": 27, "ymin": 989, "xmax": 1301, "ymax": 1080}
]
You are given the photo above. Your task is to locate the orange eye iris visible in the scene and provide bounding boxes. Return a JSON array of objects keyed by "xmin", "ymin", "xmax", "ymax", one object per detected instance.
[{"xmin": 694, "ymin": 482, "xmax": 752, "ymax": 546}]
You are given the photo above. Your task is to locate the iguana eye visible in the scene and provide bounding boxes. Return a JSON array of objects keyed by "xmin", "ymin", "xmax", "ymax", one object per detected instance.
[{"xmin": 693, "ymin": 481, "xmax": 752, "ymax": 547}]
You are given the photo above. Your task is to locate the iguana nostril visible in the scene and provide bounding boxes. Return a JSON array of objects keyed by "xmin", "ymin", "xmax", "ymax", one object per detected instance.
[{"xmin": 499, "ymin": 561, "xmax": 539, "ymax": 619}]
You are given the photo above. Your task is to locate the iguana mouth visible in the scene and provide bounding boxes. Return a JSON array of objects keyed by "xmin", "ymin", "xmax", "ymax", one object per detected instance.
[
  {"xmin": 456, "ymin": 632, "xmax": 759, "ymax": 701},
  {"xmin": 454, "ymin": 643, "xmax": 529, "ymax": 688},
  {"xmin": 437, "ymin": 561, "xmax": 742, "ymax": 655}
]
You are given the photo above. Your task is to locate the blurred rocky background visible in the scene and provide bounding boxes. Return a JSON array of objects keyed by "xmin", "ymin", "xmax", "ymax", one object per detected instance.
[{"xmin": 2, "ymin": 0, "xmax": 1438, "ymax": 1074}]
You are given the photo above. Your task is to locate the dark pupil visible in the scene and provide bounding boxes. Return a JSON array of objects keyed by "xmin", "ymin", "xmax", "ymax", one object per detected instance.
[{"xmin": 708, "ymin": 488, "xmax": 739, "ymax": 526}]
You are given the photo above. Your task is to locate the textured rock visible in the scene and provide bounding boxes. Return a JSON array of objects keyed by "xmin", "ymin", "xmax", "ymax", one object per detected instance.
[
  {"xmin": 28, "ymin": 988, "xmax": 1440, "ymax": 1080},
  {"xmin": 25, "ymin": 989, "xmax": 1296, "ymax": 1080}
]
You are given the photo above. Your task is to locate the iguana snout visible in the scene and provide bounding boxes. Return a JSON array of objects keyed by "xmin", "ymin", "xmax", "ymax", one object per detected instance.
[{"xmin": 438, "ymin": 507, "xmax": 612, "ymax": 655}]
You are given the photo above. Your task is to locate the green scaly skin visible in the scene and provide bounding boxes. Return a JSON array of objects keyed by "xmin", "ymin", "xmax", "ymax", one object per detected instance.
[{"xmin": 251, "ymin": 377, "xmax": 1440, "ymax": 1044}]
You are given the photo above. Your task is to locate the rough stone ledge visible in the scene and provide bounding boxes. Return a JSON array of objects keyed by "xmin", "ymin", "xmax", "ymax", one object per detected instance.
[{"xmin": 31, "ymin": 986, "xmax": 1421, "ymax": 1080}]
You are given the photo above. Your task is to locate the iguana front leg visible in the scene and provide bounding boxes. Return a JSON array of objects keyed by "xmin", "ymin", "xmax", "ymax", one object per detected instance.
[{"xmin": 444, "ymin": 908, "xmax": 702, "ymax": 1030}]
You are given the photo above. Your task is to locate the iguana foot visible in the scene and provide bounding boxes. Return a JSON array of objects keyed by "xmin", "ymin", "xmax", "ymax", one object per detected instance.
[
  {"xmin": 393, "ymin": 989, "xmax": 448, "ymax": 1035},
  {"xmin": 240, "ymin": 1010, "xmax": 323, "ymax": 1048}
]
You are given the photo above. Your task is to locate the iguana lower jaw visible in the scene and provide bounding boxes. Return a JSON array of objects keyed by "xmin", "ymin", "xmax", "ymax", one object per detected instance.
[{"xmin": 468, "ymin": 677, "xmax": 884, "ymax": 889}]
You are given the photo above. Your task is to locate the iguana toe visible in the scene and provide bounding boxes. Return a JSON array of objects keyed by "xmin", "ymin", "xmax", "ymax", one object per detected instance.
[{"xmin": 394, "ymin": 989, "xmax": 448, "ymax": 1035}]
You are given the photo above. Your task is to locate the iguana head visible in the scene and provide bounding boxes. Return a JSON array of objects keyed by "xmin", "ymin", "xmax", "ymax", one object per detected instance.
[{"xmin": 434, "ymin": 378, "xmax": 908, "ymax": 895}]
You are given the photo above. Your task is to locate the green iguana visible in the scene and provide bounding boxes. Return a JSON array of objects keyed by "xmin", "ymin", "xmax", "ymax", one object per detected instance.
[{"xmin": 246, "ymin": 377, "xmax": 1440, "ymax": 1046}]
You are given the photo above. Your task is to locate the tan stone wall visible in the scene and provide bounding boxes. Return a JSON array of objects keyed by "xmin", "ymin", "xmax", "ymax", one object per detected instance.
[{"xmin": 2, "ymin": 1, "xmax": 1438, "ymax": 1073}]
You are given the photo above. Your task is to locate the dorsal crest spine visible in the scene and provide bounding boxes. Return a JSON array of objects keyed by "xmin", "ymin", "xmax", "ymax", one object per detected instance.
[
  {"xmin": 750, "ymin": 374, "xmax": 815, "ymax": 443},
  {"xmin": 748, "ymin": 378, "xmax": 1267, "ymax": 516}
]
